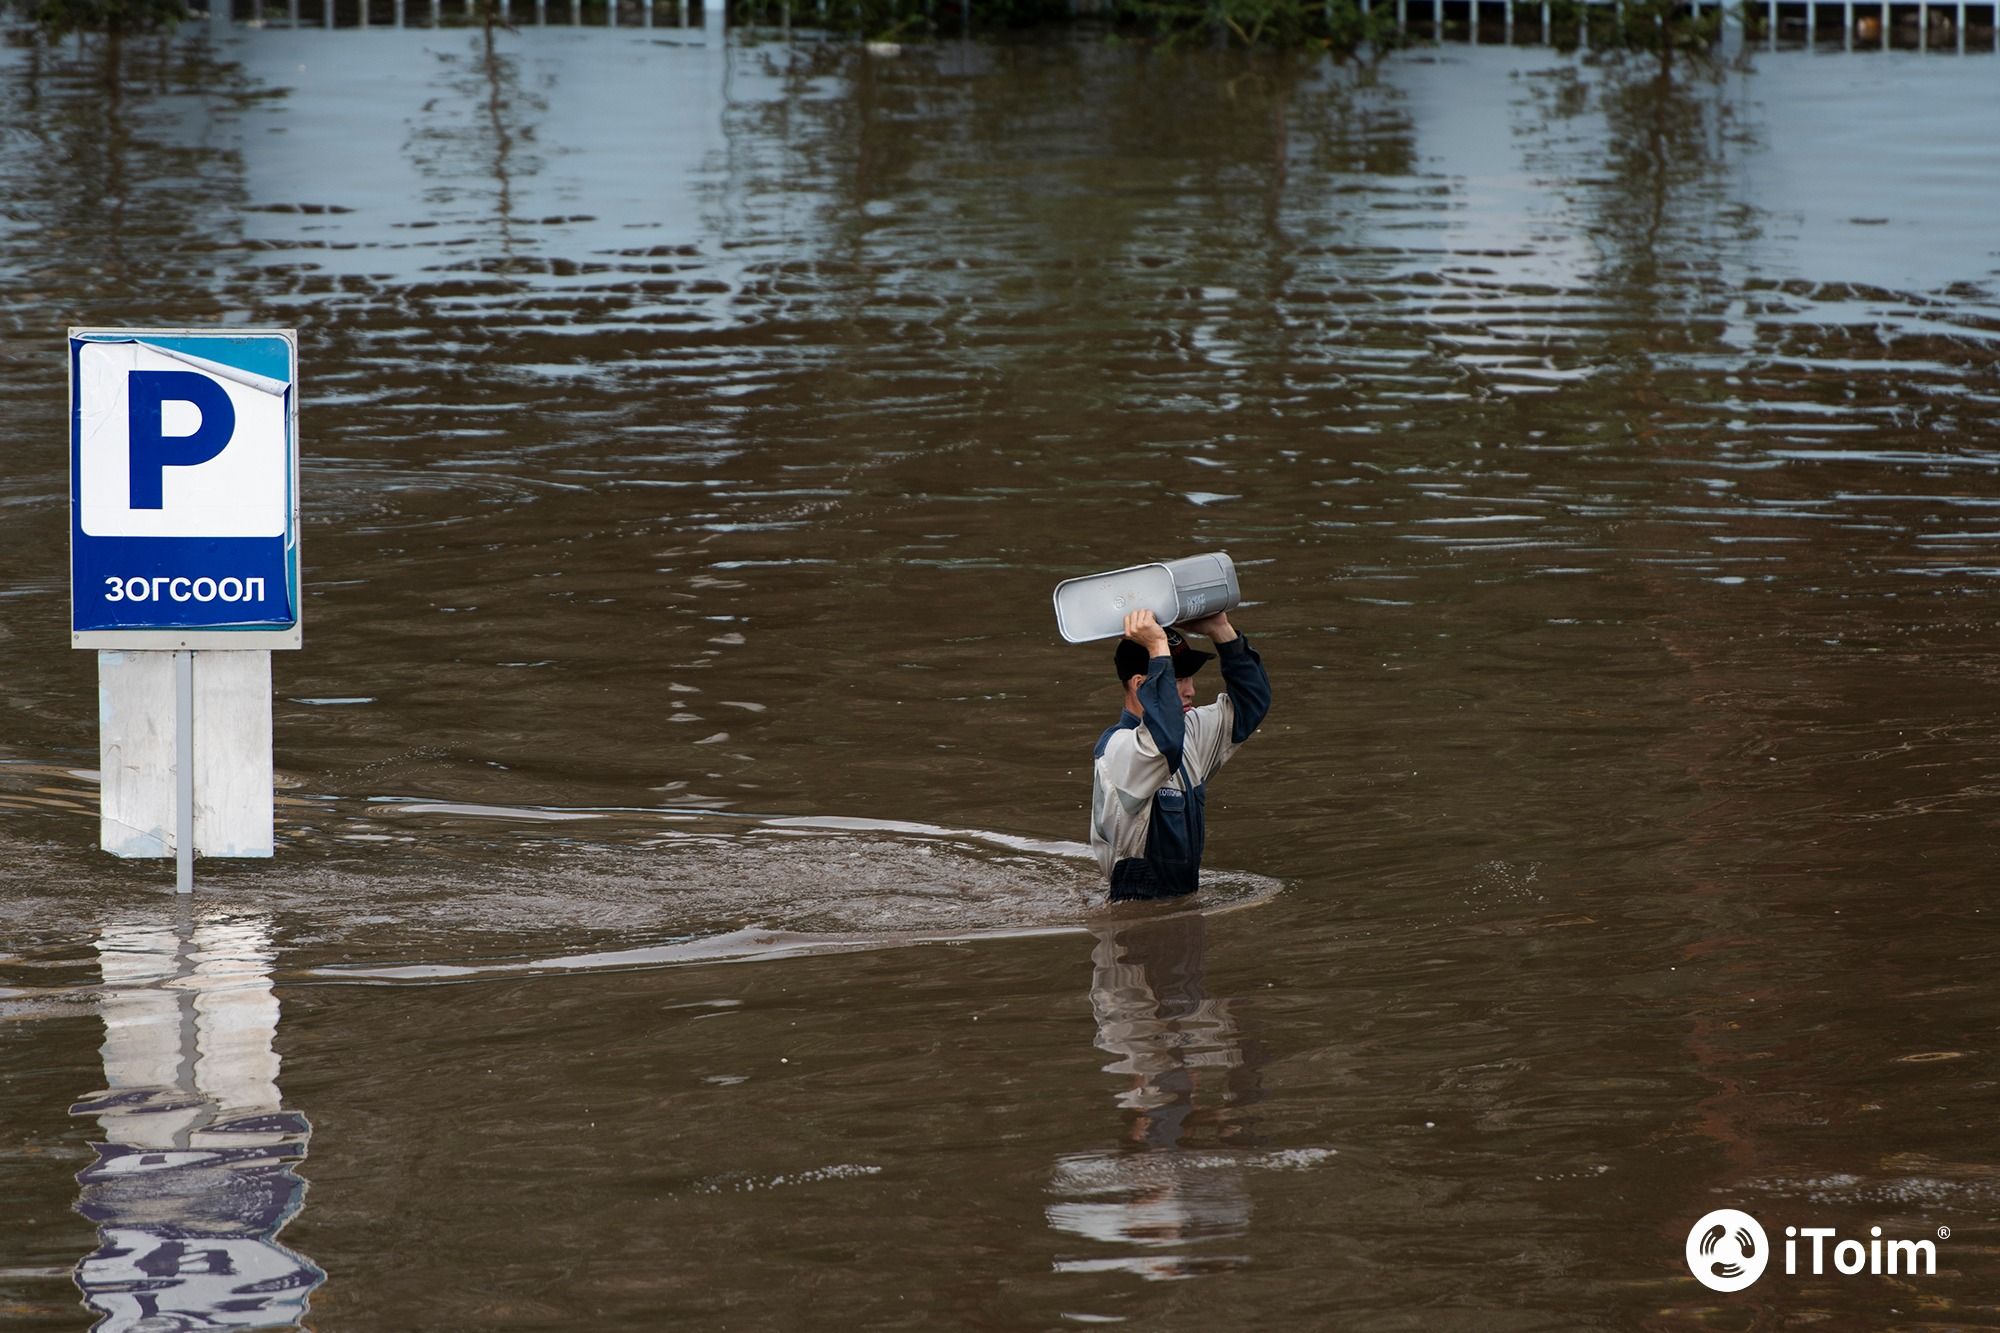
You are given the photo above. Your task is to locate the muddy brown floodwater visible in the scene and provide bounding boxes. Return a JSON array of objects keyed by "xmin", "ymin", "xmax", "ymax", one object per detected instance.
[{"xmin": 2, "ymin": 28, "xmax": 1999, "ymax": 1330}]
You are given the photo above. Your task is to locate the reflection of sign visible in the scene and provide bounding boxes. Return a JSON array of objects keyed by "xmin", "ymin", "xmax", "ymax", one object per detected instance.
[
  {"xmin": 70, "ymin": 918, "xmax": 322, "ymax": 1329},
  {"xmin": 69, "ymin": 329, "xmax": 301, "ymax": 649}
]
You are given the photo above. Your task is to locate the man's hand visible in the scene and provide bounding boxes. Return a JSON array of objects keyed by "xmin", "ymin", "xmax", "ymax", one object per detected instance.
[
  {"xmin": 1179, "ymin": 611, "xmax": 1238, "ymax": 644},
  {"xmin": 1123, "ymin": 609, "xmax": 1171, "ymax": 656}
]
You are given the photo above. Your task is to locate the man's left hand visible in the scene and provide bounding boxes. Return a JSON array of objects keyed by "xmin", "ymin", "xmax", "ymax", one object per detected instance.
[{"xmin": 1180, "ymin": 612, "xmax": 1238, "ymax": 644}]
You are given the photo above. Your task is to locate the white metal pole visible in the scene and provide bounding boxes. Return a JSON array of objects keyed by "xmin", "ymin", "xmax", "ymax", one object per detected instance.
[{"xmin": 175, "ymin": 650, "xmax": 194, "ymax": 895}]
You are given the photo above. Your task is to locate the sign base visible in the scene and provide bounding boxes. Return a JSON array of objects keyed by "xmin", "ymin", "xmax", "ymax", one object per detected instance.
[{"xmin": 99, "ymin": 650, "xmax": 275, "ymax": 861}]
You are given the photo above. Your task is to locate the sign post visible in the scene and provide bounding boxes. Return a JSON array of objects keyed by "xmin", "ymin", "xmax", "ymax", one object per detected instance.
[
  {"xmin": 176, "ymin": 649, "xmax": 194, "ymax": 894},
  {"xmin": 69, "ymin": 329, "xmax": 302, "ymax": 892}
]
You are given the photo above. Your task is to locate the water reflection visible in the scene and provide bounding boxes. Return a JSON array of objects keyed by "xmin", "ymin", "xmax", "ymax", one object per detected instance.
[
  {"xmin": 404, "ymin": 27, "xmax": 546, "ymax": 258},
  {"xmin": 69, "ymin": 911, "xmax": 322, "ymax": 1332},
  {"xmin": 1048, "ymin": 911, "xmax": 1264, "ymax": 1280},
  {"xmin": 0, "ymin": 42, "xmax": 256, "ymax": 296}
]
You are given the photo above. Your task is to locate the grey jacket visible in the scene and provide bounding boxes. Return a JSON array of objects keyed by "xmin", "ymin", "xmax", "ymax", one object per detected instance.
[{"xmin": 1088, "ymin": 636, "xmax": 1272, "ymax": 899}]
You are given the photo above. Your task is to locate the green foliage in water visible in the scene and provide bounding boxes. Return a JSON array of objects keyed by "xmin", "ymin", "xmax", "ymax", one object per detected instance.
[
  {"xmin": 1118, "ymin": 0, "xmax": 1398, "ymax": 50},
  {"xmin": 729, "ymin": 0, "xmax": 1396, "ymax": 50},
  {"xmin": 728, "ymin": 0, "xmax": 1072, "ymax": 37},
  {"xmin": 10, "ymin": 0, "xmax": 187, "ymax": 39},
  {"xmin": 1544, "ymin": 0, "xmax": 1725, "ymax": 61}
]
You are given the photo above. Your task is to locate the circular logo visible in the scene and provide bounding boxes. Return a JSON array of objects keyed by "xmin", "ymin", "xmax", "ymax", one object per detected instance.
[{"xmin": 1685, "ymin": 1209, "xmax": 1769, "ymax": 1292}]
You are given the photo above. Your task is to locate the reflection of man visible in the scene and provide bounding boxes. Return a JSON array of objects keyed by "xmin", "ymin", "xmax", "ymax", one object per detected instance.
[
  {"xmin": 71, "ymin": 916, "xmax": 322, "ymax": 1332},
  {"xmin": 1049, "ymin": 913, "xmax": 1262, "ymax": 1280},
  {"xmin": 1090, "ymin": 610, "xmax": 1272, "ymax": 902}
]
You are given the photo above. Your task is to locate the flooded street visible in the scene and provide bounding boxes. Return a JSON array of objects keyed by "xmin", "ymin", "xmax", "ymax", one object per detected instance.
[{"xmin": 4, "ymin": 28, "xmax": 2000, "ymax": 1327}]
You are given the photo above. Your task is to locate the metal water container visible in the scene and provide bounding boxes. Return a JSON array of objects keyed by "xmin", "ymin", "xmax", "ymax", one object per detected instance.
[{"xmin": 1051, "ymin": 551, "xmax": 1241, "ymax": 644}]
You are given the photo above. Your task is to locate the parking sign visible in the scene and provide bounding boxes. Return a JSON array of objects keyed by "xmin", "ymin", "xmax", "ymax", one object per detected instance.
[{"xmin": 70, "ymin": 329, "xmax": 301, "ymax": 649}]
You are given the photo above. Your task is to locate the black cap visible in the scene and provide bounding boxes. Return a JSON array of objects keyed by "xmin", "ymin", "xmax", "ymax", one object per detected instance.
[{"xmin": 1114, "ymin": 626, "xmax": 1213, "ymax": 682}]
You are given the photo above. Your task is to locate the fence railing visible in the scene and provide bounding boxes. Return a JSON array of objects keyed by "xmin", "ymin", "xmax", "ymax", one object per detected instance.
[
  {"xmin": 1375, "ymin": 0, "xmax": 1997, "ymax": 49},
  {"xmin": 206, "ymin": 0, "xmax": 713, "ymax": 29},
  {"xmin": 197, "ymin": 0, "xmax": 1998, "ymax": 49}
]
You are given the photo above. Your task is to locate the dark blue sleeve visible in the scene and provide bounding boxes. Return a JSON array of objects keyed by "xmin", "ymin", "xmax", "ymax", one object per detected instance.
[
  {"xmin": 1216, "ymin": 636, "xmax": 1271, "ymax": 745},
  {"xmin": 1136, "ymin": 656, "xmax": 1185, "ymax": 769}
]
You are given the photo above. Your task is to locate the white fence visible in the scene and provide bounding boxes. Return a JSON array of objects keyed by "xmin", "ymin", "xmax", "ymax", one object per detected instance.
[
  {"xmin": 210, "ymin": 0, "xmax": 717, "ymax": 30},
  {"xmin": 205, "ymin": 0, "xmax": 1995, "ymax": 48},
  {"xmin": 1372, "ymin": 0, "xmax": 1996, "ymax": 50}
]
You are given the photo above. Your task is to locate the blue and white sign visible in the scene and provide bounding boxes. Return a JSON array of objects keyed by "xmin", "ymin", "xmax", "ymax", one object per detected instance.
[{"xmin": 70, "ymin": 329, "xmax": 301, "ymax": 649}]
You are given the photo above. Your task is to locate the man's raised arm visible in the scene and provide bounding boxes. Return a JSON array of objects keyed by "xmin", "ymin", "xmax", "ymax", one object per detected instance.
[
  {"xmin": 1183, "ymin": 612, "xmax": 1271, "ymax": 746},
  {"xmin": 1124, "ymin": 610, "xmax": 1186, "ymax": 772}
]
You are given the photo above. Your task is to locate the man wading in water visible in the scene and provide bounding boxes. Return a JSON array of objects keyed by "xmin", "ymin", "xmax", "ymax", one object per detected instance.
[{"xmin": 1091, "ymin": 609, "xmax": 1272, "ymax": 902}]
